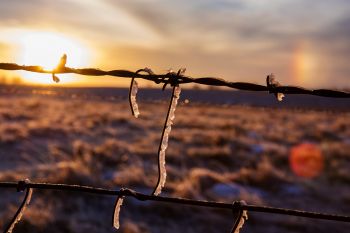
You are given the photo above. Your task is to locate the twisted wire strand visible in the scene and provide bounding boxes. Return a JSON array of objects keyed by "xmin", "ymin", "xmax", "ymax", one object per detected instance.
[{"xmin": 0, "ymin": 63, "xmax": 349, "ymax": 98}]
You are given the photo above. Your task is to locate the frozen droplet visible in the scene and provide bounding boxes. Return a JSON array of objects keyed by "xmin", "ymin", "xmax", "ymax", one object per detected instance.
[
  {"xmin": 7, "ymin": 188, "xmax": 33, "ymax": 233},
  {"xmin": 130, "ymin": 79, "xmax": 140, "ymax": 118},
  {"xmin": 113, "ymin": 196, "xmax": 124, "ymax": 229},
  {"xmin": 233, "ymin": 210, "xmax": 248, "ymax": 233},
  {"xmin": 154, "ymin": 86, "xmax": 181, "ymax": 196},
  {"xmin": 276, "ymin": 93, "xmax": 285, "ymax": 102}
]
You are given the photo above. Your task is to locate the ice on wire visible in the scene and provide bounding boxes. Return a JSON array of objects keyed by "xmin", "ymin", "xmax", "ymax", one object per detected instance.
[
  {"xmin": 7, "ymin": 188, "xmax": 33, "ymax": 233},
  {"xmin": 130, "ymin": 79, "xmax": 140, "ymax": 118},
  {"xmin": 153, "ymin": 85, "xmax": 181, "ymax": 196},
  {"xmin": 113, "ymin": 196, "xmax": 124, "ymax": 229},
  {"xmin": 233, "ymin": 210, "xmax": 248, "ymax": 233}
]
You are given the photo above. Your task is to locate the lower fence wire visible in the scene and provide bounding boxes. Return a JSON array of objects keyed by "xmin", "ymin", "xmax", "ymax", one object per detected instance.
[{"xmin": 0, "ymin": 180, "xmax": 349, "ymax": 233}]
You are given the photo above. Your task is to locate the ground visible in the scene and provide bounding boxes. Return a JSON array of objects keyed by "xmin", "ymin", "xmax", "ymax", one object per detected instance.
[{"xmin": 0, "ymin": 86, "xmax": 349, "ymax": 233}]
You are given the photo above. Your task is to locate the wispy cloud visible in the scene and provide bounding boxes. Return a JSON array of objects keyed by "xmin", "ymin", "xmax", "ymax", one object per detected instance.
[{"xmin": 0, "ymin": 0, "xmax": 349, "ymax": 87}]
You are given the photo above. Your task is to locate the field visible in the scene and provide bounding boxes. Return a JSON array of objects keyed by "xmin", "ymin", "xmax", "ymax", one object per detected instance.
[{"xmin": 0, "ymin": 86, "xmax": 349, "ymax": 233}]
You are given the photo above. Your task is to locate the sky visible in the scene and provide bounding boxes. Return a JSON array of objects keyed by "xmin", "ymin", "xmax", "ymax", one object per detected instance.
[{"xmin": 0, "ymin": 0, "xmax": 349, "ymax": 88}]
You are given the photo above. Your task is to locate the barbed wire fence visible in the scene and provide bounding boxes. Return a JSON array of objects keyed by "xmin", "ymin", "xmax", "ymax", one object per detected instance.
[
  {"xmin": 1, "ymin": 61, "xmax": 350, "ymax": 98},
  {"xmin": 0, "ymin": 54, "xmax": 350, "ymax": 233}
]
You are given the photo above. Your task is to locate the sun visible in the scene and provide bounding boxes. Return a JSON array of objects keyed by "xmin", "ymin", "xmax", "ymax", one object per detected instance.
[{"xmin": 14, "ymin": 30, "xmax": 91, "ymax": 85}]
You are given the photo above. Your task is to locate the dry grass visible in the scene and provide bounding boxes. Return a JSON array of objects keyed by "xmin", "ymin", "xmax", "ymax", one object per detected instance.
[{"xmin": 0, "ymin": 90, "xmax": 349, "ymax": 233}]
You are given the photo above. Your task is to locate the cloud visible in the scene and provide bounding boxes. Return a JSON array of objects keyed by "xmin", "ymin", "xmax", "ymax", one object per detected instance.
[
  {"xmin": 124, "ymin": 1, "xmax": 347, "ymax": 38},
  {"xmin": 110, "ymin": 0, "xmax": 350, "ymax": 87},
  {"xmin": 0, "ymin": 0, "xmax": 349, "ymax": 87},
  {"xmin": 0, "ymin": 0, "xmax": 161, "ymax": 47}
]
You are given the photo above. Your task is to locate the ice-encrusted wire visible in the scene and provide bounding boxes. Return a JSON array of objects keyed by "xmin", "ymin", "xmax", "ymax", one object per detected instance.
[
  {"xmin": 232, "ymin": 210, "xmax": 248, "ymax": 233},
  {"xmin": 112, "ymin": 195, "xmax": 124, "ymax": 229},
  {"xmin": 5, "ymin": 187, "xmax": 33, "ymax": 233},
  {"xmin": 153, "ymin": 85, "xmax": 181, "ymax": 196},
  {"xmin": 129, "ymin": 79, "xmax": 140, "ymax": 118},
  {"xmin": 231, "ymin": 201, "xmax": 248, "ymax": 233},
  {"xmin": 128, "ymin": 68, "xmax": 155, "ymax": 118}
]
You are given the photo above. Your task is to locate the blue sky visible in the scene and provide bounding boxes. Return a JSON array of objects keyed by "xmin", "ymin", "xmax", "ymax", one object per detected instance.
[{"xmin": 0, "ymin": 0, "xmax": 349, "ymax": 87}]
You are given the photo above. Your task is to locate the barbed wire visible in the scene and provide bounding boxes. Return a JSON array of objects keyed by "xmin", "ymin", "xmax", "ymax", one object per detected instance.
[{"xmin": 0, "ymin": 62, "xmax": 350, "ymax": 98}]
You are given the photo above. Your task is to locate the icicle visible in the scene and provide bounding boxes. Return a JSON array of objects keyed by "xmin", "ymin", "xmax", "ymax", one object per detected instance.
[
  {"xmin": 276, "ymin": 92, "xmax": 285, "ymax": 102},
  {"xmin": 128, "ymin": 67, "xmax": 154, "ymax": 118},
  {"xmin": 231, "ymin": 200, "xmax": 248, "ymax": 233},
  {"xmin": 6, "ymin": 188, "xmax": 33, "ymax": 233},
  {"xmin": 113, "ymin": 196, "xmax": 124, "ymax": 230},
  {"xmin": 130, "ymin": 79, "xmax": 140, "ymax": 118},
  {"xmin": 233, "ymin": 210, "xmax": 248, "ymax": 233},
  {"xmin": 52, "ymin": 73, "xmax": 60, "ymax": 83},
  {"xmin": 153, "ymin": 85, "xmax": 181, "ymax": 196}
]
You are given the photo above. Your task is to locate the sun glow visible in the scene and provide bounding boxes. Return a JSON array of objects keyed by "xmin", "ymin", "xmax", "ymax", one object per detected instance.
[{"xmin": 12, "ymin": 30, "xmax": 91, "ymax": 85}]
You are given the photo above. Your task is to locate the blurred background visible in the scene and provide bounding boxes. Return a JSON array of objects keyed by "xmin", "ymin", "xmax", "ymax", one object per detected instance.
[
  {"xmin": 0, "ymin": 1, "xmax": 349, "ymax": 233},
  {"xmin": 0, "ymin": 0, "xmax": 350, "ymax": 88}
]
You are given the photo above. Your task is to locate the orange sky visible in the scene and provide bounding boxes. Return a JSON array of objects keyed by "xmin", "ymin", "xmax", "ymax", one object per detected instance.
[{"xmin": 0, "ymin": 0, "xmax": 349, "ymax": 88}]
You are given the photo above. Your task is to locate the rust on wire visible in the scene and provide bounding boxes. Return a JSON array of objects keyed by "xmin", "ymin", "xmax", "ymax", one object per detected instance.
[{"xmin": 0, "ymin": 63, "xmax": 349, "ymax": 98}]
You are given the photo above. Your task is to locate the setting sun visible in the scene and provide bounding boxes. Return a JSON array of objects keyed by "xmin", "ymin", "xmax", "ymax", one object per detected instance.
[{"xmin": 10, "ymin": 30, "xmax": 91, "ymax": 85}]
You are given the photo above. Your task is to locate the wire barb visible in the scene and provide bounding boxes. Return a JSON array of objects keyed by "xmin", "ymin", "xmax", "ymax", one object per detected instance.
[
  {"xmin": 266, "ymin": 73, "xmax": 285, "ymax": 101},
  {"xmin": 51, "ymin": 54, "xmax": 67, "ymax": 83}
]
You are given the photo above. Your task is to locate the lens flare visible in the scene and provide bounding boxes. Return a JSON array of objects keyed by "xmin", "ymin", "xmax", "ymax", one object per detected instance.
[
  {"xmin": 289, "ymin": 143, "xmax": 324, "ymax": 178},
  {"xmin": 292, "ymin": 42, "xmax": 317, "ymax": 87}
]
